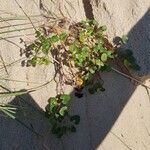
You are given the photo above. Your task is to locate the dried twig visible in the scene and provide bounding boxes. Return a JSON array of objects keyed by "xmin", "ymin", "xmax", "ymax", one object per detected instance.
[
  {"xmin": 14, "ymin": 0, "xmax": 37, "ymax": 31},
  {"xmin": 0, "ymin": 57, "xmax": 26, "ymax": 71},
  {"xmin": 0, "ymin": 26, "xmax": 38, "ymax": 34},
  {"xmin": 0, "ymin": 15, "xmax": 41, "ymax": 22},
  {"xmin": 0, "ymin": 20, "xmax": 40, "ymax": 29},
  {"xmin": 0, "ymin": 33, "xmax": 34, "ymax": 40},
  {"xmin": 111, "ymin": 67, "xmax": 150, "ymax": 89},
  {"xmin": 0, "ymin": 36, "xmax": 23, "ymax": 49},
  {"xmin": 110, "ymin": 131, "xmax": 133, "ymax": 150},
  {"xmin": 0, "ymin": 51, "xmax": 9, "ymax": 75},
  {"xmin": 0, "ymin": 77, "xmax": 42, "ymax": 84}
]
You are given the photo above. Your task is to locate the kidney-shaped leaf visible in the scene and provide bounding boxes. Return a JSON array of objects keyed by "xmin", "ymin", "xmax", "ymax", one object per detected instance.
[{"xmin": 60, "ymin": 94, "xmax": 71, "ymax": 105}]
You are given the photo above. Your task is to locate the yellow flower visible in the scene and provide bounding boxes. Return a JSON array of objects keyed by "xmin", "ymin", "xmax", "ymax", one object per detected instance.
[{"xmin": 75, "ymin": 76, "xmax": 83, "ymax": 87}]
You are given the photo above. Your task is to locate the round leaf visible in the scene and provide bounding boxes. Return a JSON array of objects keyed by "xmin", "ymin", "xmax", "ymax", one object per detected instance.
[
  {"xmin": 95, "ymin": 59, "xmax": 104, "ymax": 67},
  {"xmin": 59, "ymin": 106, "xmax": 68, "ymax": 116},
  {"xmin": 59, "ymin": 32, "xmax": 67, "ymax": 41},
  {"xmin": 48, "ymin": 97, "xmax": 57, "ymax": 112},
  {"xmin": 121, "ymin": 35, "xmax": 128, "ymax": 44},
  {"xmin": 50, "ymin": 35, "xmax": 59, "ymax": 43},
  {"xmin": 89, "ymin": 68, "xmax": 95, "ymax": 74},
  {"xmin": 60, "ymin": 94, "xmax": 71, "ymax": 105},
  {"xmin": 101, "ymin": 53, "xmax": 107, "ymax": 62},
  {"xmin": 69, "ymin": 43, "xmax": 78, "ymax": 54}
]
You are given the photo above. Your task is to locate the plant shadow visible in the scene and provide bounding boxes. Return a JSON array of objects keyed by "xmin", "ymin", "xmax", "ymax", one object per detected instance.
[{"xmin": 0, "ymin": 7, "xmax": 150, "ymax": 150}]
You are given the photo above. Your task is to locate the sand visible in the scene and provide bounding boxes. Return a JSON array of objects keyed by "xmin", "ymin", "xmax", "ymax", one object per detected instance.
[{"xmin": 0, "ymin": 0, "xmax": 150, "ymax": 150}]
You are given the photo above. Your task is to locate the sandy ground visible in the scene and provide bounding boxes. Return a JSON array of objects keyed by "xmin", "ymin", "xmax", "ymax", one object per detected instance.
[{"xmin": 0, "ymin": 0, "xmax": 150, "ymax": 150}]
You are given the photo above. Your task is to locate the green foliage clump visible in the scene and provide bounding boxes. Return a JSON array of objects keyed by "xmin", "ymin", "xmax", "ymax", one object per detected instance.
[
  {"xmin": 45, "ymin": 94, "xmax": 80, "ymax": 138},
  {"xmin": 25, "ymin": 30, "xmax": 68, "ymax": 66},
  {"xmin": 20, "ymin": 19, "xmax": 141, "ymax": 138}
]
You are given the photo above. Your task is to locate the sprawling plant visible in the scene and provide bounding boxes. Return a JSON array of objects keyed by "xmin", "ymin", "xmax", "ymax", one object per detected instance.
[{"xmin": 20, "ymin": 19, "xmax": 140, "ymax": 137}]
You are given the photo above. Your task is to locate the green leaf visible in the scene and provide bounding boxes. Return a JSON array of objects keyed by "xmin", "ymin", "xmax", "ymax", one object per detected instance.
[
  {"xmin": 84, "ymin": 72, "xmax": 92, "ymax": 81},
  {"xmin": 121, "ymin": 35, "xmax": 128, "ymax": 44},
  {"xmin": 75, "ymin": 61, "xmax": 83, "ymax": 67},
  {"xmin": 0, "ymin": 90, "xmax": 33, "ymax": 98},
  {"xmin": 69, "ymin": 43, "xmax": 78, "ymax": 54},
  {"xmin": 79, "ymin": 32, "xmax": 86, "ymax": 43},
  {"xmin": 59, "ymin": 106, "xmax": 68, "ymax": 116},
  {"xmin": 70, "ymin": 115, "xmax": 80, "ymax": 125},
  {"xmin": 89, "ymin": 82, "xmax": 105, "ymax": 94},
  {"xmin": 42, "ymin": 57, "xmax": 50, "ymax": 65},
  {"xmin": 81, "ymin": 46, "xmax": 89, "ymax": 54},
  {"xmin": 48, "ymin": 97, "xmax": 58, "ymax": 113},
  {"xmin": 39, "ymin": 35, "xmax": 46, "ymax": 43},
  {"xmin": 0, "ymin": 105, "xmax": 17, "ymax": 119},
  {"xmin": 50, "ymin": 35, "xmax": 59, "ymax": 43},
  {"xmin": 55, "ymin": 113, "xmax": 60, "ymax": 118},
  {"xmin": 101, "ymin": 53, "xmax": 107, "ymax": 62},
  {"xmin": 2, "ymin": 108, "xmax": 16, "ymax": 114},
  {"xmin": 60, "ymin": 94, "xmax": 71, "ymax": 105},
  {"xmin": 89, "ymin": 68, "xmax": 95, "ymax": 74},
  {"xmin": 30, "ymin": 57, "xmax": 37, "ymax": 66},
  {"xmin": 42, "ymin": 41, "xmax": 50, "ymax": 55},
  {"xmin": 99, "ymin": 87, "xmax": 105, "ymax": 92},
  {"xmin": 106, "ymin": 51, "xmax": 114, "ymax": 58},
  {"xmin": 35, "ymin": 30, "xmax": 41, "ymax": 38},
  {"xmin": 81, "ymin": 20, "xmax": 89, "ymax": 28},
  {"xmin": 86, "ymin": 27, "xmax": 94, "ymax": 36},
  {"xmin": 94, "ymin": 82, "xmax": 105, "ymax": 92},
  {"xmin": 91, "ymin": 20, "xmax": 98, "ymax": 26},
  {"xmin": 59, "ymin": 32, "xmax": 67, "ymax": 41},
  {"xmin": 124, "ymin": 59, "xmax": 131, "ymax": 68},
  {"xmin": 76, "ymin": 54, "xmax": 84, "ymax": 62},
  {"xmin": 94, "ymin": 43, "xmax": 101, "ymax": 52},
  {"xmin": 0, "ymin": 108, "xmax": 16, "ymax": 119},
  {"xmin": 95, "ymin": 59, "xmax": 104, "ymax": 67},
  {"xmin": 36, "ymin": 57, "xmax": 50, "ymax": 65}
]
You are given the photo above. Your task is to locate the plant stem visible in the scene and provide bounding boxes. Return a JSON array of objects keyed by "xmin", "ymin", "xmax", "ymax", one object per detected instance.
[
  {"xmin": 15, "ymin": 118, "xmax": 42, "ymax": 137},
  {"xmin": 0, "ymin": 51, "xmax": 9, "ymax": 75},
  {"xmin": 14, "ymin": 0, "xmax": 37, "ymax": 31},
  {"xmin": 0, "ymin": 26, "xmax": 37, "ymax": 34},
  {"xmin": 111, "ymin": 67, "xmax": 150, "ymax": 89},
  {"xmin": 0, "ymin": 36, "xmax": 23, "ymax": 49},
  {"xmin": 0, "ymin": 57, "xmax": 26, "ymax": 71},
  {"xmin": 0, "ymin": 77, "xmax": 43, "ymax": 84},
  {"xmin": 110, "ymin": 131, "xmax": 132, "ymax": 150},
  {"xmin": 0, "ymin": 21, "xmax": 40, "ymax": 29},
  {"xmin": 0, "ymin": 33, "xmax": 34, "ymax": 40},
  {"xmin": 0, "ymin": 15, "xmax": 41, "ymax": 21}
]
